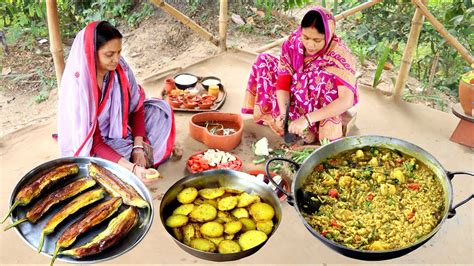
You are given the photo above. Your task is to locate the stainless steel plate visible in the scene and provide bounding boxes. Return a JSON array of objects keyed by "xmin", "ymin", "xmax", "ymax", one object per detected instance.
[{"xmin": 7, "ymin": 156, "xmax": 154, "ymax": 264}]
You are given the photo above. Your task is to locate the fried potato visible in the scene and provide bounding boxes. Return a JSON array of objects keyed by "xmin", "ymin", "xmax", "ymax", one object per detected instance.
[
  {"xmin": 249, "ymin": 202, "xmax": 275, "ymax": 221},
  {"xmin": 172, "ymin": 228, "xmax": 183, "ymax": 241},
  {"xmin": 239, "ymin": 217, "xmax": 256, "ymax": 232},
  {"xmin": 237, "ymin": 193, "xmax": 260, "ymax": 207},
  {"xmin": 177, "ymin": 187, "xmax": 198, "ymax": 204},
  {"xmin": 218, "ymin": 240, "xmax": 242, "ymax": 254},
  {"xmin": 238, "ymin": 230, "xmax": 268, "ymax": 251},
  {"xmin": 224, "ymin": 234, "xmax": 235, "ymax": 240},
  {"xmin": 189, "ymin": 204, "xmax": 217, "ymax": 222},
  {"xmin": 224, "ymin": 187, "xmax": 244, "ymax": 194},
  {"xmin": 218, "ymin": 196, "xmax": 238, "ymax": 211},
  {"xmin": 231, "ymin": 208, "xmax": 249, "ymax": 219},
  {"xmin": 182, "ymin": 224, "xmax": 195, "ymax": 244},
  {"xmin": 173, "ymin": 203, "xmax": 195, "ymax": 216},
  {"xmin": 165, "ymin": 214, "xmax": 189, "ymax": 228},
  {"xmin": 199, "ymin": 188, "xmax": 225, "ymax": 199},
  {"xmin": 191, "ymin": 223, "xmax": 203, "ymax": 238},
  {"xmin": 224, "ymin": 221, "xmax": 243, "ymax": 235},
  {"xmin": 256, "ymin": 220, "xmax": 274, "ymax": 235},
  {"xmin": 190, "ymin": 238, "xmax": 216, "ymax": 252},
  {"xmin": 205, "ymin": 236, "xmax": 224, "ymax": 246},
  {"xmin": 217, "ymin": 211, "xmax": 235, "ymax": 223},
  {"xmin": 200, "ymin": 221, "xmax": 224, "ymax": 237},
  {"xmin": 194, "ymin": 197, "xmax": 218, "ymax": 208}
]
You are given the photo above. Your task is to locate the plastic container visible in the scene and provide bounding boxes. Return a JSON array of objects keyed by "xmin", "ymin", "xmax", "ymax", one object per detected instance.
[{"xmin": 208, "ymin": 84, "xmax": 220, "ymax": 98}]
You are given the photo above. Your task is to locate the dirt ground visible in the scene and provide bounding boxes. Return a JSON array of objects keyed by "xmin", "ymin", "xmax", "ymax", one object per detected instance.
[{"xmin": 0, "ymin": 6, "xmax": 457, "ymax": 138}]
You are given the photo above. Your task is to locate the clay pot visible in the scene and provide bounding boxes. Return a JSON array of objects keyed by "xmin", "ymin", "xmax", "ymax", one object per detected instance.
[
  {"xmin": 459, "ymin": 80, "xmax": 474, "ymax": 116},
  {"xmin": 164, "ymin": 77, "xmax": 176, "ymax": 94},
  {"xmin": 198, "ymin": 100, "xmax": 213, "ymax": 110},
  {"xmin": 189, "ymin": 112, "xmax": 243, "ymax": 151},
  {"xmin": 246, "ymin": 170, "xmax": 290, "ymax": 202},
  {"xmin": 169, "ymin": 100, "xmax": 182, "ymax": 109},
  {"xmin": 183, "ymin": 101, "xmax": 198, "ymax": 109}
]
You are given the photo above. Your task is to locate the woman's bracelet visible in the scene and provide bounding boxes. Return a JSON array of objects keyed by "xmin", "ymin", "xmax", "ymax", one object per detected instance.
[
  {"xmin": 304, "ymin": 113, "xmax": 314, "ymax": 127},
  {"xmin": 132, "ymin": 145, "xmax": 144, "ymax": 150}
]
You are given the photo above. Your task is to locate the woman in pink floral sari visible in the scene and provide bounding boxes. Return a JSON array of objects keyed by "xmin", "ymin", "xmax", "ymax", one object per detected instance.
[
  {"xmin": 58, "ymin": 21, "xmax": 176, "ymax": 185},
  {"xmin": 243, "ymin": 7, "xmax": 358, "ymax": 143}
]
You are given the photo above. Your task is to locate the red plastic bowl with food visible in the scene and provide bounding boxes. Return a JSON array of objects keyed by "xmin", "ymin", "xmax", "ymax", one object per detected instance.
[
  {"xmin": 198, "ymin": 100, "xmax": 213, "ymax": 109},
  {"xmin": 186, "ymin": 150, "xmax": 243, "ymax": 173},
  {"xmin": 182, "ymin": 101, "xmax": 198, "ymax": 109},
  {"xmin": 201, "ymin": 95, "xmax": 217, "ymax": 102},
  {"xmin": 169, "ymin": 99, "xmax": 183, "ymax": 108}
]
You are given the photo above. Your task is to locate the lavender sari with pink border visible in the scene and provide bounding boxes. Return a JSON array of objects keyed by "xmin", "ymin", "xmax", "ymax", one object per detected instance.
[{"xmin": 243, "ymin": 7, "xmax": 358, "ymax": 141}]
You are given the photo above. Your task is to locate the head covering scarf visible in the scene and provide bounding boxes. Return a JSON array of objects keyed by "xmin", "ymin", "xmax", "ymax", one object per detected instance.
[
  {"xmin": 58, "ymin": 21, "xmax": 144, "ymax": 157},
  {"xmin": 278, "ymin": 7, "xmax": 358, "ymax": 102}
]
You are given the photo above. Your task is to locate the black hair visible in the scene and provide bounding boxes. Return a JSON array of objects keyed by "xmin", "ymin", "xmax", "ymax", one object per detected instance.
[
  {"xmin": 301, "ymin": 10, "xmax": 325, "ymax": 34},
  {"xmin": 95, "ymin": 21, "xmax": 123, "ymax": 49}
]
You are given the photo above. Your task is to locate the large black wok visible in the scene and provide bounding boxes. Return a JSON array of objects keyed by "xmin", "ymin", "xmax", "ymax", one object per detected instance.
[{"xmin": 265, "ymin": 135, "xmax": 473, "ymax": 260}]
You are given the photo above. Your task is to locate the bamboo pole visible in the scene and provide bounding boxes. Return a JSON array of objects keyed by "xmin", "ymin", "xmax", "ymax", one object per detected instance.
[
  {"xmin": 334, "ymin": 0, "xmax": 381, "ymax": 20},
  {"xmin": 150, "ymin": 0, "xmax": 219, "ymax": 46},
  {"xmin": 46, "ymin": 0, "xmax": 64, "ymax": 88},
  {"xmin": 219, "ymin": 0, "xmax": 228, "ymax": 53},
  {"xmin": 413, "ymin": 0, "xmax": 474, "ymax": 65},
  {"xmin": 255, "ymin": 0, "xmax": 382, "ymax": 53},
  {"xmin": 393, "ymin": 1, "xmax": 427, "ymax": 97}
]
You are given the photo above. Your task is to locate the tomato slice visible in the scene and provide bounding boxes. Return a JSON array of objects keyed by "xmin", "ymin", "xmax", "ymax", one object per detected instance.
[
  {"xmin": 328, "ymin": 188, "xmax": 339, "ymax": 198},
  {"xmin": 407, "ymin": 183, "xmax": 421, "ymax": 190}
]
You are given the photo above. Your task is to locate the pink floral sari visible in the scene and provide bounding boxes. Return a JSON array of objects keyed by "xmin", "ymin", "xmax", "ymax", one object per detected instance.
[
  {"xmin": 58, "ymin": 21, "xmax": 175, "ymax": 166},
  {"xmin": 242, "ymin": 7, "xmax": 358, "ymax": 141}
]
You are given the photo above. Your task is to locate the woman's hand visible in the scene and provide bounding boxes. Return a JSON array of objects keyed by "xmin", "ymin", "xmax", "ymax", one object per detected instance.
[
  {"xmin": 276, "ymin": 113, "xmax": 286, "ymax": 131},
  {"xmin": 133, "ymin": 166, "xmax": 160, "ymax": 187},
  {"xmin": 131, "ymin": 148, "xmax": 147, "ymax": 167},
  {"xmin": 288, "ymin": 116, "xmax": 309, "ymax": 136}
]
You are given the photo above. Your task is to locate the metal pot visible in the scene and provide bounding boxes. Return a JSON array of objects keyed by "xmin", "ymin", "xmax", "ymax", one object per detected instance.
[
  {"xmin": 265, "ymin": 135, "xmax": 473, "ymax": 260},
  {"xmin": 159, "ymin": 169, "xmax": 282, "ymax": 261}
]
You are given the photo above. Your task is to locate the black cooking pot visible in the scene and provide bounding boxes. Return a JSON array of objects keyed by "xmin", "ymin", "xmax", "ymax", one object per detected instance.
[{"xmin": 265, "ymin": 135, "xmax": 473, "ymax": 261}]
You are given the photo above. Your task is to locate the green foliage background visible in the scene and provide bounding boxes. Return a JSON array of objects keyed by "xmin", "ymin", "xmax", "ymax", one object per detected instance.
[{"xmin": 1, "ymin": 0, "xmax": 472, "ymax": 100}]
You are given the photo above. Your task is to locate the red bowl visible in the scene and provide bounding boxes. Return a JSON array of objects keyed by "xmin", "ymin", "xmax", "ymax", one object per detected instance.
[
  {"xmin": 183, "ymin": 101, "xmax": 198, "ymax": 109},
  {"xmin": 186, "ymin": 151, "xmax": 243, "ymax": 174},
  {"xmin": 202, "ymin": 95, "xmax": 217, "ymax": 102},
  {"xmin": 246, "ymin": 170, "xmax": 290, "ymax": 201},
  {"xmin": 169, "ymin": 99, "xmax": 183, "ymax": 108},
  {"xmin": 198, "ymin": 101, "xmax": 213, "ymax": 109}
]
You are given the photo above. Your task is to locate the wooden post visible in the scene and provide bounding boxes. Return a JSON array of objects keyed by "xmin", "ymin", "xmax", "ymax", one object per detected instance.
[
  {"xmin": 393, "ymin": 1, "xmax": 427, "ymax": 97},
  {"xmin": 219, "ymin": 0, "xmax": 228, "ymax": 53},
  {"xmin": 255, "ymin": 0, "xmax": 382, "ymax": 53},
  {"xmin": 46, "ymin": 0, "xmax": 64, "ymax": 88},
  {"xmin": 413, "ymin": 0, "xmax": 473, "ymax": 65},
  {"xmin": 150, "ymin": 0, "xmax": 219, "ymax": 46}
]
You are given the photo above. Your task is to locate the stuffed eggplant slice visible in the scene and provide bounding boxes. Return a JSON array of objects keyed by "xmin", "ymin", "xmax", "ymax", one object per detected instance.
[
  {"xmin": 2, "ymin": 163, "xmax": 79, "ymax": 223},
  {"xmin": 50, "ymin": 197, "xmax": 122, "ymax": 265},
  {"xmin": 3, "ymin": 177, "xmax": 96, "ymax": 231},
  {"xmin": 60, "ymin": 207, "xmax": 138, "ymax": 258},
  {"xmin": 37, "ymin": 188, "xmax": 105, "ymax": 252}
]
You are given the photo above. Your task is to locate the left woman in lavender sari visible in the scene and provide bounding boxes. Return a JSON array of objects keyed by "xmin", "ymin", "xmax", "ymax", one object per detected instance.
[
  {"xmin": 243, "ymin": 7, "xmax": 358, "ymax": 143},
  {"xmin": 58, "ymin": 21, "xmax": 176, "ymax": 186}
]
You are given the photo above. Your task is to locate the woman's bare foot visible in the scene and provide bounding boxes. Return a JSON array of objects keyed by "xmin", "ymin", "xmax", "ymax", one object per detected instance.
[
  {"xmin": 171, "ymin": 142, "xmax": 183, "ymax": 161},
  {"xmin": 301, "ymin": 131, "xmax": 317, "ymax": 144}
]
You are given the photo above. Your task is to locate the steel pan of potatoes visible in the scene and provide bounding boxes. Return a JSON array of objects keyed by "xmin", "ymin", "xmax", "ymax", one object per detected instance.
[{"xmin": 160, "ymin": 169, "xmax": 282, "ymax": 261}]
